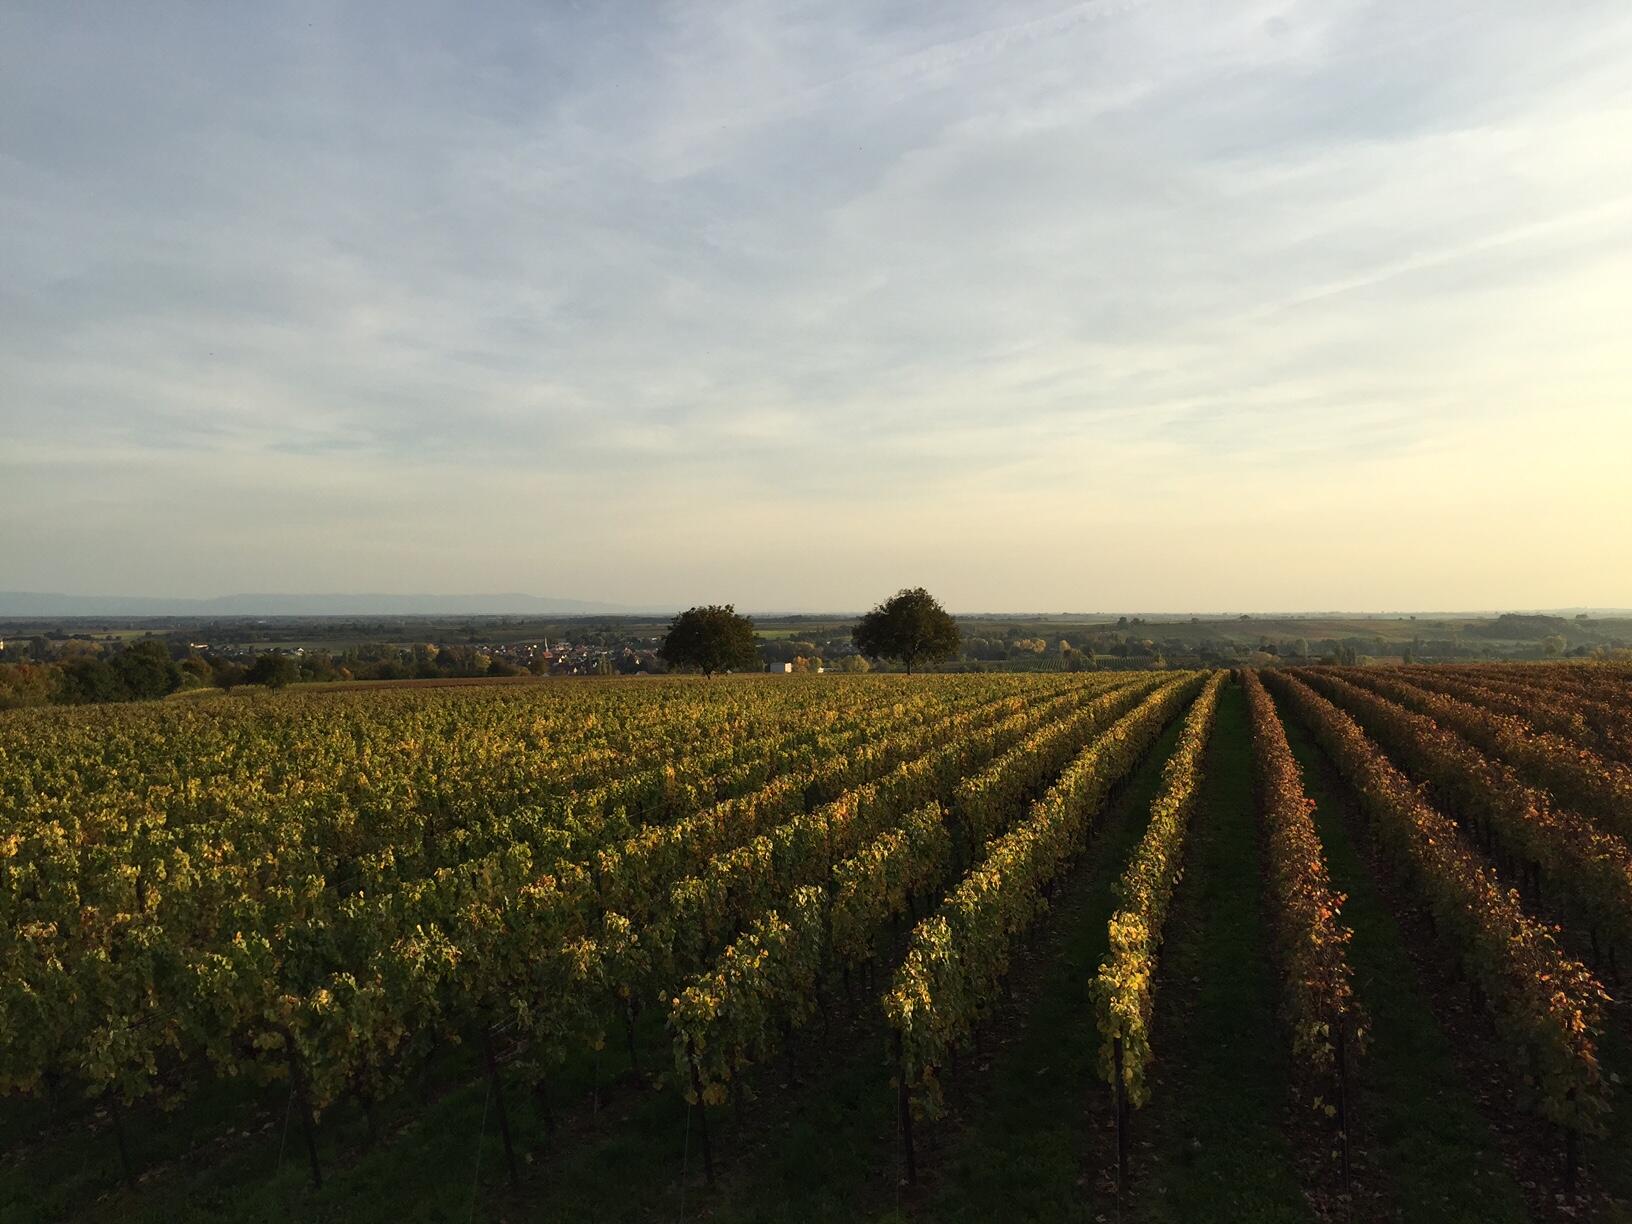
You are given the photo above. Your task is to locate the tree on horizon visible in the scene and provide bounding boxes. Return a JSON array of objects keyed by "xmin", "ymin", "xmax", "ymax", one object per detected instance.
[
  {"xmin": 659, "ymin": 605, "xmax": 760, "ymax": 676},
  {"xmin": 851, "ymin": 587, "xmax": 961, "ymax": 674},
  {"xmin": 246, "ymin": 653, "xmax": 298, "ymax": 689}
]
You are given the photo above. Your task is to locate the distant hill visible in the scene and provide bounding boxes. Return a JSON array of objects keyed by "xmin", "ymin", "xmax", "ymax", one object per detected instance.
[
  {"xmin": 1461, "ymin": 612, "xmax": 1573, "ymax": 641},
  {"xmin": 0, "ymin": 592, "xmax": 660, "ymax": 617}
]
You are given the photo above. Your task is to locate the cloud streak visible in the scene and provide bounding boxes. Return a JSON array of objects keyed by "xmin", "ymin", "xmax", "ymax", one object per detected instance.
[{"xmin": 2, "ymin": 0, "xmax": 1630, "ymax": 609}]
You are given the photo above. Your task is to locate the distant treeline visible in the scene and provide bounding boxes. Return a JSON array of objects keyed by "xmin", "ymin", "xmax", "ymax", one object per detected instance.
[
  {"xmin": 3, "ymin": 618, "xmax": 1627, "ymax": 710},
  {"xmin": 0, "ymin": 640, "xmax": 552, "ymax": 709}
]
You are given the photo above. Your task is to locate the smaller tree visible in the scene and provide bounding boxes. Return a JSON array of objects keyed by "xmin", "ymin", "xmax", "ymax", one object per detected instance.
[
  {"xmin": 0, "ymin": 663, "xmax": 58, "ymax": 709},
  {"xmin": 177, "ymin": 655, "xmax": 212, "ymax": 689},
  {"xmin": 112, "ymin": 639, "xmax": 182, "ymax": 700},
  {"xmin": 209, "ymin": 659, "xmax": 246, "ymax": 689},
  {"xmin": 851, "ymin": 587, "xmax": 961, "ymax": 675},
  {"xmin": 57, "ymin": 657, "xmax": 124, "ymax": 704},
  {"xmin": 659, "ymin": 605, "xmax": 761, "ymax": 677},
  {"xmin": 246, "ymin": 653, "xmax": 299, "ymax": 689}
]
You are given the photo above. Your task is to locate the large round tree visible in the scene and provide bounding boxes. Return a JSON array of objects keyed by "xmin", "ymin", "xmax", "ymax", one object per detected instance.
[
  {"xmin": 851, "ymin": 587, "xmax": 961, "ymax": 674},
  {"xmin": 659, "ymin": 605, "xmax": 761, "ymax": 677}
]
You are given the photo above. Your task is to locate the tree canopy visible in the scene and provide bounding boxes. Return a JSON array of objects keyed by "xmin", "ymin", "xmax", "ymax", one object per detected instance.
[
  {"xmin": 851, "ymin": 587, "xmax": 961, "ymax": 674},
  {"xmin": 113, "ymin": 639, "xmax": 183, "ymax": 700},
  {"xmin": 246, "ymin": 653, "xmax": 299, "ymax": 689},
  {"xmin": 659, "ymin": 604, "xmax": 761, "ymax": 676}
]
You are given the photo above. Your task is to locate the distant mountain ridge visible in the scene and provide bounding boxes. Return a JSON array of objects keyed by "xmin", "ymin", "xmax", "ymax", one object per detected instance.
[{"xmin": 0, "ymin": 592, "xmax": 661, "ymax": 617}]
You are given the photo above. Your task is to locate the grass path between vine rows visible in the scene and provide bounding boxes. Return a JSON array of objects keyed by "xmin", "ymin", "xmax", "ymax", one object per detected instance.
[
  {"xmin": 893, "ymin": 704, "xmax": 1189, "ymax": 1221},
  {"xmin": 1120, "ymin": 679, "xmax": 1312, "ymax": 1223},
  {"xmin": 658, "ymin": 688, "xmax": 1198, "ymax": 1221},
  {"xmin": 1280, "ymin": 707, "xmax": 1532, "ymax": 1223}
]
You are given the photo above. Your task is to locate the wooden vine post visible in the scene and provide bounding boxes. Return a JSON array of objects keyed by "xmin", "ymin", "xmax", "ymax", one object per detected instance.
[
  {"xmin": 1113, "ymin": 1034, "xmax": 1129, "ymax": 1197},
  {"xmin": 894, "ymin": 1030, "xmax": 917, "ymax": 1186},
  {"xmin": 283, "ymin": 1036, "xmax": 323, "ymax": 1189},
  {"xmin": 1334, "ymin": 1021, "xmax": 1351, "ymax": 1188},
  {"xmin": 481, "ymin": 1027, "xmax": 520, "ymax": 1187},
  {"xmin": 1564, "ymin": 1086, "xmax": 1579, "ymax": 1191},
  {"xmin": 623, "ymin": 999, "xmax": 641, "ymax": 1075},
  {"xmin": 687, "ymin": 1041, "xmax": 715, "ymax": 1186},
  {"xmin": 108, "ymin": 1091, "xmax": 136, "ymax": 1190}
]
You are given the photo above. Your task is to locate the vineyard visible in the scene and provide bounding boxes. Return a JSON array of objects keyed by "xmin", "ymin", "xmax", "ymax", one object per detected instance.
[{"xmin": 3, "ymin": 665, "xmax": 1632, "ymax": 1221}]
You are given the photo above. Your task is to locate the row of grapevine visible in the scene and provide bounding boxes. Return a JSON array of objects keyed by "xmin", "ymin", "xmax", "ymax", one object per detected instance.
[
  {"xmin": 664, "ymin": 677, "xmax": 1183, "ymax": 1120},
  {"xmin": 830, "ymin": 802, "xmax": 953, "ymax": 970},
  {"xmin": 1412, "ymin": 665, "xmax": 1632, "ymax": 759},
  {"xmin": 546, "ymin": 679, "xmax": 1100, "ymax": 863},
  {"xmin": 948, "ymin": 676, "xmax": 1174, "ymax": 864},
  {"xmin": 1425, "ymin": 662, "xmax": 1632, "ymax": 704},
  {"xmin": 884, "ymin": 670, "xmax": 1210, "ymax": 1132},
  {"xmin": 1392, "ymin": 667, "xmax": 1632, "ymax": 767},
  {"xmin": 229, "ymin": 678, "xmax": 1086, "ymax": 1137},
  {"xmin": 1262, "ymin": 671, "xmax": 1610, "ymax": 1140},
  {"xmin": 0, "ymin": 674, "xmax": 1081, "ymax": 1180},
  {"xmin": 360, "ymin": 680, "xmax": 991, "ymax": 874},
  {"xmin": 593, "ymin": 676, "xmax": 1137, "ymax": 920},
  {"xmin": 1089, "ymin": 671, "xmax": 1226, "ymax": 1109},
  {"xmin": 1, "ymin": 674, "xmax": 1068, "ymax": 924},
  {"xmin": 1338, "ymin": 668, "xmax": 1632, "ymax": 842},
  {"xmin": 1240, "ymin": 670, "xmax": 1365, "ymax": 1166},
  {"xmin": 0, "ymin": 677, "xmax": 939, "ymax": 977},
  {"xmin": 1297, "ymin": 670, "xmax": 1632, "ymax": 962},
  {"xmin": 0, "ymin": 676, "xmax": 897, "ymax": 836},
  {"xmin": 668, "ymin": 801, "xmax": 947, "ymax": 1158},
  {"xmin": 626, "ymin": 676, "xmax": 1163, "ymax": 1005}
]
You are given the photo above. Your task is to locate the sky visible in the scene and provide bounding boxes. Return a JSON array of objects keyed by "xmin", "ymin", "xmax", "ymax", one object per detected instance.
[{"xmin": 3, "ymin": 1, "xmax": 1631, "ymax": 613}]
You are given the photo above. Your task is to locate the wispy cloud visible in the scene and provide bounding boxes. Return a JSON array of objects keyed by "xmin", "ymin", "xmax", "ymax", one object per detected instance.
[{"xmin": 3, "ymin": 1, "xmax": 1630, "ymax": 608}]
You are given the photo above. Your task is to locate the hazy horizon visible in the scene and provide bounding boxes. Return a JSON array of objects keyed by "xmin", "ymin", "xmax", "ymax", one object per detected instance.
[
  {"xmin": 5, "ymin": 3, "xmax": 1631, "ymax": 611},
  {"xmin": 3, "ymin": 587, "xmax": 1630, "ymax": 622}
]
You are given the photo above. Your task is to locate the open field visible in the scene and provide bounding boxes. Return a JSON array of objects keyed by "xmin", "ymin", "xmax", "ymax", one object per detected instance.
[{"xmin": 3, "ymin": 664, "xmax": 1632, "ymax": 1221}]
